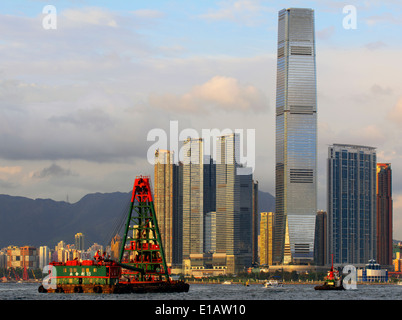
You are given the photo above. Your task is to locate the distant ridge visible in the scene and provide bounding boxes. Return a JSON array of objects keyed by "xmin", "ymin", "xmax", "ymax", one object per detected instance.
[{"xmin": 0, "ymin": 190, "xmax": 275, "ymax": 249}]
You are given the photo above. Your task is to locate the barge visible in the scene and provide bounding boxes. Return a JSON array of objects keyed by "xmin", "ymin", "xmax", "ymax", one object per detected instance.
[{"xmin": 38, "ymin": 176, "xmax": 189, "ymax": 294}]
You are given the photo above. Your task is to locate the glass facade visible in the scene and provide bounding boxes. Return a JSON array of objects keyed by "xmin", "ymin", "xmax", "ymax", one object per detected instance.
[
  {"xmin": 182, "ymin": 138, "xmax": 204, "ymax": 260},
  {"xmin": 274, "ymin": 8, "xmax": 317, "ymax": 264},
  {"xmin": 376, "ymin": 163, "xmax": 392, "ymax": 266},
  {"xmin": 327, "ymin": 144, "xmax": 377, "ymax": 265},
  {"xmin": 216, "ymin": 133, "xmax": 253, "ymax": 271},
  {"xmin": 154, "ymin": 149, "xmax": 174, "ymax": 266},
  {"xmin": 204, "ymin": 211, "xmax": 216, "ymax": 253},
  {"xmin": 260, "ymin": 212, "xmax": 275, "ymax": 266}
]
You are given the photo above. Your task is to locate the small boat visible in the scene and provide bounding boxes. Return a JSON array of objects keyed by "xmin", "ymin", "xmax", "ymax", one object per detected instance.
[
  {"xmin": 263, "ymin": 280, "xmax": 283, "ymax": 288},
  {"xmin": 244, "ymin": 280, "xmax": 250, "ymax": 286},
  {"xmin": 314, "ymin": 254, "xmax": 344, "ymax": 291},
  {"xmin": 222, "ymin": 281, "xmax": 232, "ymax": 285}
]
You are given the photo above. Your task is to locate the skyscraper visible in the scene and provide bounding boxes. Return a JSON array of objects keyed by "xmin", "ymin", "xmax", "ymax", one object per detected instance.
[
  {"xmin": 327, "ymin": 144, "xmax": 377, "ymax": 265},
  {"xmin": 75, "ymin": 233, "xmax": 85, "ymax": 251},
  {"xmin": 314, "ymin": 210, "xmax": 328, "ymax": 266},
  {"xmin": 154, "ymin": 149, "xmax": 183, "ymax": 267},
  {"xmin": 39, "ymin": 246, "xmax": 51, "ymax": 270},
  {"xmin": 260, "ymin": 212, "xmax": 275, "ymax": 266},
  {"xmin": 182, "ymin": 138, "xmax": 204, "ymax": 260},
  {"xmin": 377, "ymin": 163, "xmax": 392, "ymax": 266},
  {"xmin": 274, "ymin": 8, "xmax": 317, "ymax": 264},
  {"xmin": 252, "ymin": 180, "xmax": 259, "ymax": 266},
  {"xmin": 154, "ymin": 149, "xmax": 174, "ymax": 266},
  {"xmin": 216, "ymin": 133, "xmax": 253, "ymax": 272}
]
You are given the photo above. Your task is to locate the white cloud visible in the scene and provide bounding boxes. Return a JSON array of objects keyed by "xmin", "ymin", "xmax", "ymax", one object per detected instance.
[
  {"xmin": 131, "ymin": 9, "xmax": 164, "ymax": 19},
  {"xmin": 387, "ymin": 97, "xmax": 402, "ymax": 124},
  {"xmin": 0, "ymin": 166, "xmax": 22, "ymax": 179},
  {"xmin": 365, "ymin": 12, "xmax": 402, "ymax": 26},
  {"xmin": 316, "ymin": 26, "xmax": 335, "ymax": 40},
  {"xmin": 199, "ymin": 0, "xmax": 273, "ymax": 26},
  {"xmin": 62, "ymin": 7, "xmax": 119, "ymax": 27},
  {"xmin": 149, "ymin": 75, "xmax": 268, "ymax": 113}
]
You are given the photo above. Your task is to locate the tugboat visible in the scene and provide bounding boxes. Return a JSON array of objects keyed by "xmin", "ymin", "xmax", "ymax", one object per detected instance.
[
  {"xmin": 314, "ymin": 255, "xmax": 344, "ymax": 291},
  {"xmin": 38, "ymin": 176, "xmax": 189, "ymax": 294}
]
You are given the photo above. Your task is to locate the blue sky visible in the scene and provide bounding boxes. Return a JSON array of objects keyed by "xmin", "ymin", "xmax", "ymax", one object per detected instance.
[{"xmin": 0, "ymin": 0, "xmax": 402, "ymax": 237}]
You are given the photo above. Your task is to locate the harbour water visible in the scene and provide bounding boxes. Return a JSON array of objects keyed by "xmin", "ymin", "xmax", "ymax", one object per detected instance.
[
  {"xmin": 1, "ymin": 281, "xmax": 402, "ymax": 300},
  {"xmin": 1, "ymin": 282, "xmax": 400, "ymax": 319}
]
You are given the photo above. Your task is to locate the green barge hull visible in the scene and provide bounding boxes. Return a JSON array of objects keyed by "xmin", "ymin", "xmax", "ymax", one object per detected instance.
[{"xmin": 38, "ymin": 261, "xmax": 189, "ymax": 294}]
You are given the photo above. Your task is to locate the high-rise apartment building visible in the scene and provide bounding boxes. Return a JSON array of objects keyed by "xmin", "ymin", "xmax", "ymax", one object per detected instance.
[
  {"xmin": 182, "ymin": 138, "xmax": 205, "ymax": 260},
  {"xmin": 39, "ymin": 246, "xmax": 51, "ymax": 270},
  {"xmin": 327, "ymin": 144, "xmax": 377, "ymax": 265},
  {"xmin": 7, "ymin": 246, "xmax": 39, "ymax": 269},
  {"xmin": 377, "ymin": 163, "xmax": 392, "ymax": 266},
  {"xmin": 154, "ymin": 149, "xmax": 183, "ymax": 267},
  {"xmin": 154, "ymin": 149, "xmax": 174, "ymax": 266},
  {"xmin": 110, "ymin": 234, "xmax": 121, "ymax": 261},
  {"xmin": 75, "ymin": 232, "xmax": 85, "ymax": 251},
  {"xmin": 274, "ymin": 8, "xmax": 317, "ymax": 264}
]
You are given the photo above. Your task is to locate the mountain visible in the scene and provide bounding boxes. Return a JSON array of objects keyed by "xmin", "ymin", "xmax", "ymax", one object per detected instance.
[
  {"xmin": 0, "ymin": 190, "xmax": 275, "ymax": 249},
  {"xmin": 0, "ymin": 192, "xmax": 132, "ymax": 249},
  {"xmin": 257, "ymin": 190, "xmax": 275, "ymax": 214}
]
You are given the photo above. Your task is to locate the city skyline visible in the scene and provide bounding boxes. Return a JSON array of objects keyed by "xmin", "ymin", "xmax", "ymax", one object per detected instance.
[{"xmin": 1, "ymin": 1, "xmax": 402, "ymax": 239}]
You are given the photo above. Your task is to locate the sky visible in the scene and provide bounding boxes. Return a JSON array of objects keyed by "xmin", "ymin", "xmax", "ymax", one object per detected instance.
[{"xmin": 1, "ymin": 1, "xmax": 402, "ymax": 237}]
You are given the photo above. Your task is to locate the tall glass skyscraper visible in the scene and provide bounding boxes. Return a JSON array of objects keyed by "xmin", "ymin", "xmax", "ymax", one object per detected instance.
[
  {"xmin": 154, "ymin": 149, "xmax": 183, "ymax": 267},
  {"xmin": 376, "ymin": 163, "xmax": 392, "ymax": 266},
  {"xmin": 327, "ymin": 144, "xmax": 377, "ymax": 265},
  {"xmin": 154, "ymin": 149, "xmax": 174, "ymax": 266},
  {"xmin": 182, "ymin": 138, "xmax": 204, "ymax": 260},
  {"xmin": 216, "ymin": 133, "xmax": 253, "ymax": 272},
  {"xmin": 274, "ymin": 8, "xmax": 317, "ymax": 264}
]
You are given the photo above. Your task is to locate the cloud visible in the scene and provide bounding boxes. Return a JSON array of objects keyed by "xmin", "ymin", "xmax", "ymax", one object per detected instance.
[
  {"xmin": 149, "ymin": 75, "xmax": 268, "ymax": 114},
  {"xmin": 350, "ymin": 124, "xmax": 386, "ymax": 147},
  {"xmin": 364, "ymin": 41, "xmax": 387, "ymax": 51},
  {"xmin": 316, "ymin": 26, "xmax": 335, "ymax": 40},
  {"xmin": 31, "ymin": 163, "xmax": 76, "ymax": 179},
  {"xmin": 48, "ymin": 107, "xmax": 114, "ymax": 131},
  {"xmin": 370, "ymin": 84, "xmax": 393, "ymax": 95},
  {"xmin": 199, "ymin": 0, "xmax": 272, "ymax": 26},
  {"xmin": 62, "ymin": 7, "xmax": 119, "ymax": 28},
  {"xmin": 387, "ymin": 98, "xmax": 402, "ymax": 124},
  {"xmin": 365, "ymin": 12, "xmax": 402, "ymax": 26},
  {"xmin": 131, "ymin": 9, "xmax": 165, "ymax": 19},
  {"xmin": 0, "ymin": 166, "xmax": 22, "ymax": 180}
]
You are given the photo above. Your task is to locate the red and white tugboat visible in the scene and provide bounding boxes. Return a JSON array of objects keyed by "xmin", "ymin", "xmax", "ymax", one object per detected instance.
[{"xmin": 314, "ymin": 255, "xmax": 344, "ymax": 291}]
